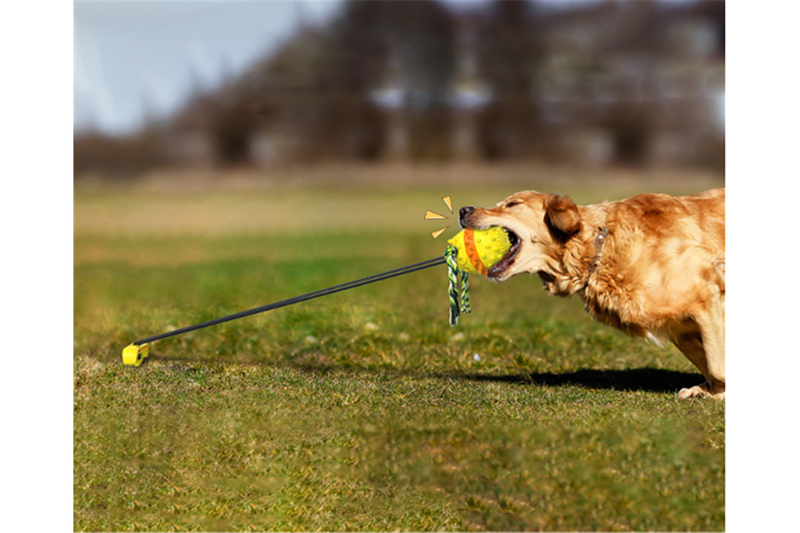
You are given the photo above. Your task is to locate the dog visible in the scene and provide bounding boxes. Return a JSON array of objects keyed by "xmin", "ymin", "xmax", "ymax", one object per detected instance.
[{"xmin": 459, "ymin": 188, "xmax": 725, "ymax": 399}]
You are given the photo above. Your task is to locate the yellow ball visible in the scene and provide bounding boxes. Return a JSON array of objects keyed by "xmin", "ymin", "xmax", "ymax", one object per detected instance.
[{"xmin": 447, "ymin": 227, "xmax": 512, "ymax": 276}]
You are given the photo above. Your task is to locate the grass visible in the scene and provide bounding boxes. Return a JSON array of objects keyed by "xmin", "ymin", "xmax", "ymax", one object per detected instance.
[{"xmin": 74, "ymin": 168, "xmax": 724, "ymax": 531}]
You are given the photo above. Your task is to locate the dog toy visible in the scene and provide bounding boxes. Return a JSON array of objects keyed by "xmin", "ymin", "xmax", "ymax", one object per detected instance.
[
  {"xmin": 447, "ymin": 226, "xmax": 512, "ymax": 276},
  {"xmin": 444, "ymin": 226, "xmax": 512, "ymax": 325},
  {"xmin": 121, "ymin": 227, "xmax": 511, "ymax": 364}
]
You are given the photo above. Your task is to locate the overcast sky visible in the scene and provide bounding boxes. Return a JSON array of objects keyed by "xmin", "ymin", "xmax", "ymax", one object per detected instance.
[{"xmin": 74, "ymin": 1, "xmax": 343, "ymax": 135}]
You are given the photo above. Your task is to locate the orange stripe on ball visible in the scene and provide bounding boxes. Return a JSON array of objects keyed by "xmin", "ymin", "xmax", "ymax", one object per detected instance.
[{"xmin": 462, "ymin": 228, "xmax": 489, "ymax": 276}]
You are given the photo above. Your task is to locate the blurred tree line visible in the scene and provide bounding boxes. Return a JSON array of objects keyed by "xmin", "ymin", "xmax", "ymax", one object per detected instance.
[{"xmin": 74, "ymin": 0, "xmax": 724, "ymax": 178}]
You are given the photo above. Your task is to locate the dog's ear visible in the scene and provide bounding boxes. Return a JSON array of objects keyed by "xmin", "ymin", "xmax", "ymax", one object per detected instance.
[{"xmin": 545, "ymin": 194, "xmax": 581, "ymax": 239}]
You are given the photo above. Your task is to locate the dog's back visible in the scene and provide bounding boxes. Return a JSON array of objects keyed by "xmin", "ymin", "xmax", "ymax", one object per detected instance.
[{"xmin": 586, "ymin": 188, "xmax": 725, "ymax": 339}]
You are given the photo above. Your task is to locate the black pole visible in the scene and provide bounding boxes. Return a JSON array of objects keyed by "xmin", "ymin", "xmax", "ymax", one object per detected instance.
[{"xmin": 133, "ymin": 256, "xmax": 446, "ymax": 346}]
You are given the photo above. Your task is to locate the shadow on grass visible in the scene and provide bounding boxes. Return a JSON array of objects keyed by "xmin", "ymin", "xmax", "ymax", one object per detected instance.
[
  {"xmin": 280, "ymin": 359, "xmax": 701, "ymax": 394},
  {"xmin": 436, "ymin": 368, "xmax": 700, "ymax": 394},
  {"xmin": 150, "ymin": 353, "xmax": 698, "ymax": 394}
]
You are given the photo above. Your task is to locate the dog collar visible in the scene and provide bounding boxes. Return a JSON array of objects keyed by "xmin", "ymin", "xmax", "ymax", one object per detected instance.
[{"xmin": 587, "ymin": 226, "xmax": 609, "ymax": 278}]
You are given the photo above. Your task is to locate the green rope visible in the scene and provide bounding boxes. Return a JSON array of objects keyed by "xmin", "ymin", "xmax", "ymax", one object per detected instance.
[
  {"xmin": 444, "ymin": 246, "xmax": 460, "ymax": 325},
  {"xmin": 460, "ymin": 272, "xmax": 471, "ymax": 315},
  {"xmin": 444, "ymin": 245, "xmax": 471, "ymax": 326}
]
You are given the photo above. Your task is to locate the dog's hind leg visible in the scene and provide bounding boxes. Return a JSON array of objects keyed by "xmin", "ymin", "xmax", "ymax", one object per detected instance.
[{"xmin": 675, "ymin": 295, "xmax": 726, "ymax": 399}]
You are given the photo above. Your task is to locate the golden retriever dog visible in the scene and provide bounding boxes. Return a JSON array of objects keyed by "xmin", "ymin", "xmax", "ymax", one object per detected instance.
[{"xmin": 459, "ymin": 188, "xmax": 725, "ymax": 399}]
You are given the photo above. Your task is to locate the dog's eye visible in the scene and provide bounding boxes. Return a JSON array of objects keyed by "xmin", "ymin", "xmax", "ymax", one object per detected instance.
[{"xmin": 505, "ymin": 200, "xmax": 521, "ymax": 208}]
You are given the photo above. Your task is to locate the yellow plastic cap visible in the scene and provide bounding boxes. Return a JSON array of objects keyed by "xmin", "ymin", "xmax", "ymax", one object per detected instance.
[{"xmin": 122, "ymin": 343, "xmax": 149, "ymax": 366}]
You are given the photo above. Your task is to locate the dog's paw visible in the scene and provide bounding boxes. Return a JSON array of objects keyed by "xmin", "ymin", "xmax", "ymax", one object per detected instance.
[{"xmin": 678, "ymin": 382, "xmax": 725, "ymax": 400}]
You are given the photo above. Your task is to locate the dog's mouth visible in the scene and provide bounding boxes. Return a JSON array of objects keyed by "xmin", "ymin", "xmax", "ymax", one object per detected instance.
[{"xmin": 488, "ymin": 227, "xmax": 521, "ymax": 278}]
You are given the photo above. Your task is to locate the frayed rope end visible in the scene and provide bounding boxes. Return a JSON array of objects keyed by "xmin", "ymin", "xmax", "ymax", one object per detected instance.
[{"xmin": 444, "ymin": 245, "xmax": 471, "ymax": 326}]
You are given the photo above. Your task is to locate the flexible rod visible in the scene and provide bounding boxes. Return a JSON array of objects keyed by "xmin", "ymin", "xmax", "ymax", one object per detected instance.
[{"xmin": 133, "ymin": 256, "xmax": 446, "ymax": 346}]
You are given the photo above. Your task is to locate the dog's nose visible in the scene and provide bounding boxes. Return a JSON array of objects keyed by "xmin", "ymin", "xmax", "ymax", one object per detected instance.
[
  {"xmin": 459, "ymin": 206, "xmax": 476, "ymax": 228},
  {"xmin": 459, "ymin": 206, "xmax": 475, "ymax": 220}
]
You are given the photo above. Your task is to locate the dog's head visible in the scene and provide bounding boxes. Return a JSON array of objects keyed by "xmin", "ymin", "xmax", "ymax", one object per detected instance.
[{"xmin": 459, "ymin": 191, "xmax": 582, "ymax": 283}]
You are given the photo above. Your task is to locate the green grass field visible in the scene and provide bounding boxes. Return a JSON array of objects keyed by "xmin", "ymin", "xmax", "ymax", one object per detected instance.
[{"xmin": 74, "ymin": 168, "xmax": 725, "ymax": 531}]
